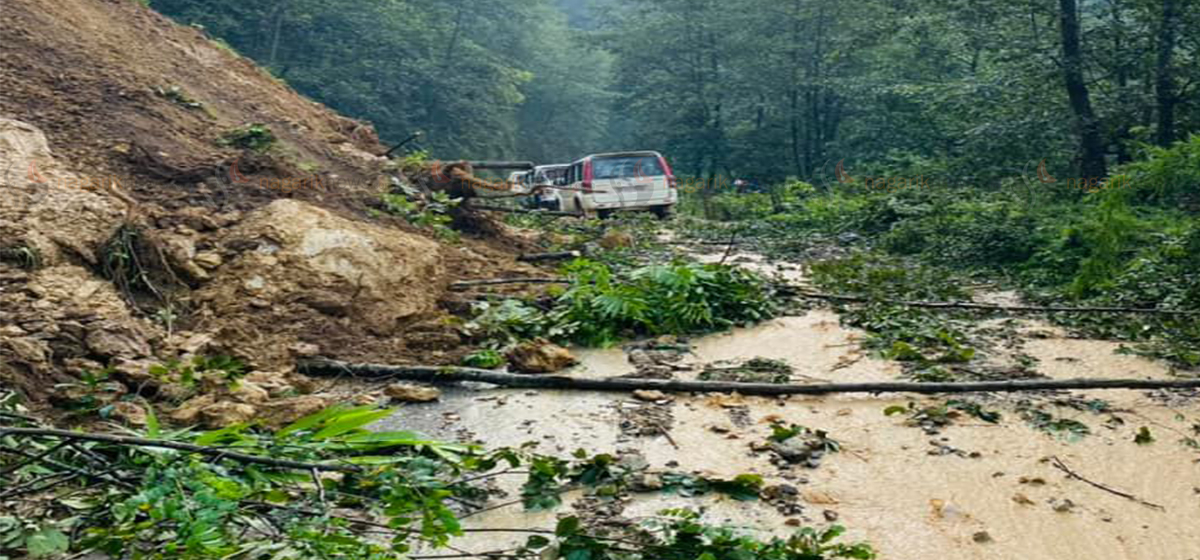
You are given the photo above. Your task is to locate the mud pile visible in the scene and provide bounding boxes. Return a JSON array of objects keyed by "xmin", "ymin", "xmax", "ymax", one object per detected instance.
[{"xmin": 0, "ymin": 0, "xmax": 539, "ymax": 424}]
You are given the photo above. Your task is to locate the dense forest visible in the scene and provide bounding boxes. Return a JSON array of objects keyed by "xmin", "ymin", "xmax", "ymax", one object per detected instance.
[{"xmin": 152, "ymin": 0, "xmax": 1199, "ymax": 184}]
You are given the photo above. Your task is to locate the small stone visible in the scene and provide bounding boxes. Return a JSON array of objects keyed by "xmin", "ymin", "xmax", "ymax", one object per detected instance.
[
  {"xmin": 638, "ymin": 473, "xmax": 664, "ymax": 491},
  {"xmin": 384, "ymin": 383, "xmax": 441, "ymax": 403},
  {"xmin": 1053, "ymin": 499, "xmax": 1075, "ymax": 513},
  {"xmin": 633, "ymin": 390, "xmax": 668, "ymax": 402},
  {"xmin": 1012, "ymin": 493, "xmax": 1035, "ymax": 506},
  {"xmin": 972, "ymin": 531, "xmax": 993, "ymax": 544},
  {"xmin": 822, "ymin": 510, "xmax": 839, "ymax": 522},
  {"xmin": 289, "ymin": 343, "xmax": 320, "ymax": 357},
  {"xmin": 111, "ymin": 401, "xmax": 148, "ymax": 426},
  {"xmin": 193, "ymin": 251, "xmax": 223, "ymax": 269},
  {"xmin": 257, "ymin": 395, "xmax": 332, "ymax": 427},
  {"xmin": 507, "ymin": 338, "xmax": 576, "ymax": 373},
  {"xmin": 199, "ymin": 401, "xmax": 258, "ymax": 427}
]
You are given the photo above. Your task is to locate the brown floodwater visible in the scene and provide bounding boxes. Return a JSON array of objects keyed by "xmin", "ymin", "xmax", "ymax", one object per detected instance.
[{"xmin": 381, "ymin": 255, "xmax": 1200, "ymax": 559}]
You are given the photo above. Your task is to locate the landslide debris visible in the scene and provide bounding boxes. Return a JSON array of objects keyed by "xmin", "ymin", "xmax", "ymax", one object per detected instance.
[{"xmin": 0, "ymin": 0, "xmax": 542, "ymax": 426}]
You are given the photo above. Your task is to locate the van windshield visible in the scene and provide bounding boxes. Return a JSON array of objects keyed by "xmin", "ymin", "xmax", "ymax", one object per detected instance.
[
  {"xmin": 537, "ymin": 167, "xmax": 566, "ymax": 183},
  {"xmin": 592, "ymin": 156, "xmax": 663, "ymax": 180}
]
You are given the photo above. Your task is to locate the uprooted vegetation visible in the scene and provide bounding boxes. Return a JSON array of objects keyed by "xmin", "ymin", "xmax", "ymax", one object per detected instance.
[
  {"xmin": 0, "ymin": 403, "xmax": 877, "ymax": 560},
  {"xmin": 465, "ymin": 259, "xmax": 780, "ymax": 351},
  {"xmin": 677, "ymin": 137, "xmax": 1200, "ymax": 374}
]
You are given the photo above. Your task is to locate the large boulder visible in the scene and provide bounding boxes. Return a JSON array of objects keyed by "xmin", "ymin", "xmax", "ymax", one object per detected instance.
[
  {"xmin": 191, "ymin": 199, "xmax": 446, "ymax": 366},
  {"xmin": 0, "ymin": 118, "xmax": 127, "ymax": 266}
]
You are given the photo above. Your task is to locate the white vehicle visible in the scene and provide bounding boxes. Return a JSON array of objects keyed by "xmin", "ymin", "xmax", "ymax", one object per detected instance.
[
  {"xmin": 505, "ymin": 170, "xmax": 531, "ymax": 194},
  {"xmin": 557, "ymin": 151, "xmax": 677, "ymax": 218},
  {"xmin": 529, "ymin": 164, "xmax": 568, "ymax": 210}
]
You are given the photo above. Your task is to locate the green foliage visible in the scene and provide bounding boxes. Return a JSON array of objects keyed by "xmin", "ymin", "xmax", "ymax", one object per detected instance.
[
  {"xmin": 1020, "ymin": 408, "xmax": 1091, "ymax": 440},
  {"xmin": 0, "ymin": 244, "xmax": 43, "ymax": 270},
  {"xmin": 555, "ymin": 259, "xmax": 778, "ymax": 347},
  {"xmin": 147, "ymin": 355, "xmax": 247, "ymax": 395},
  {"xmin": 886, "ymin": 400, "xmax": 1001, "ymax": 433},
  {"xmin": 1115, "ymin": 135, "xmax": 1200, "ymax": 207},
  {"xmin": 462, "ymin": 349, "xmax": 506, "ymax": 369},
  {"xmin": 698, "ymin": 357, "xmax": 793, "ymax": 384},
  {"xmin": 465, "ymin": 259, "xmax": 776, "ymax": 349},
  {"xmin": 380, "ymin": 191, "xmax": 461, "ymax": 241},
  {"xmin": 216, "ymin": 123, "xmax": 276, "ymax": 152}
]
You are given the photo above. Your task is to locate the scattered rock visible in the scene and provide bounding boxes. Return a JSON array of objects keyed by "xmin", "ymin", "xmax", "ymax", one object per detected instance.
[
  {"xmin": 599, "ymin": 229, "xmax": 634, "ymax": 249},
  {"xmin": 242, "ymin": 370, "xmax": 295, "ymax": 397},
  {"xmin": 199, "ymin": 401, "xmax": 258, "ymax": 427},
  {"xmin": 85, "ymin": 327, "xmax": 151, "ymax": 359},
  {"xmin": 633, "ymin": 390, "xmax": 668, "ymax": 402},
  {"xmin": 802, "ymin": 490, "xmax": 839, "ymax": 505},
  {"xmin": 228, "ymin": 380, "xmax": 271, "ymax": 404},
  {"xmin": 193, "ymin": 251, "xmax": 223, "ymax": 269},
  {"xmin": 111, "ymin": 401, "xmax": 149, "ymax": 426},
  {"xmin": 384, "ymin": 383, "xmax": 441, "ymax": 403},
  {"xmin": 290, "ymin": 342, "xmax": 321, "ymax": 357},
  {"xmin": 1052, "ymin": 499, "xmax": 1076, "ymax": 513},
  {"xmin": 507, "ymin": 338, "xmax": 576, "ymax": 373},
  {"xmin": 170, "ymin": 394, "xmax": 217, "ymax": 424},
  {"xmin": 823, "ymin": 510, "xmax": 840, "ymax": 522},
  {"xmin": 972, "ymin": 531, "xmax": 993, "ymax": 544},
  {"xmin": 258, "ymin": 395, "xmax": 333, "ymax": 427}
]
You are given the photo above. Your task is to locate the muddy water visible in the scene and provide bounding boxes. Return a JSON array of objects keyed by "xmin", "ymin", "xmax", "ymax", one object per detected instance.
[{"xmin": 381, "ymin": 279, "xmax": 1200, "ymax": 559}]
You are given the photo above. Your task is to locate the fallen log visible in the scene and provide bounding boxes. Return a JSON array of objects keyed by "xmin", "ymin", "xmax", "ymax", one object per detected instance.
[
  {"xmin": 467, "ymin": 203, "xmax": 577, "ymax": 217},
  {"xmin": 449, "ymin": 278, "xmax": 570, "ymax": 291},
  {"xmin": 298, "ymin": 360, "xmax": 1200, "ymax": 396},
  {"xmin": 518, "ymin": 250, "xmax": 582, "ymax": 263},
  {"xmin": 796, "ymin": 291, "xmax": 1200, "ymax": 316},
  {"xmin": 467, "ymin": 161, "xmax": 535, "ymax": 170}
]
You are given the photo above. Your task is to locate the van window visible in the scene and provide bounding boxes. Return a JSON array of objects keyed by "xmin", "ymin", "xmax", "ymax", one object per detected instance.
[{"xmin": 593, "ymin": 156, "xmax": 664, "ymax": 180}]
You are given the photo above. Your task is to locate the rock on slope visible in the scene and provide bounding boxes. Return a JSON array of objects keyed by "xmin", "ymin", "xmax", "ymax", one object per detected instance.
[{"xmin": 0, "ymin": 0, "xmax": 536, "ymax": 423}]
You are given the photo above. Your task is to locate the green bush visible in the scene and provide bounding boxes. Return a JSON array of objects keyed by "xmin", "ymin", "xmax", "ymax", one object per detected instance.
[
  {"xmin": 466, "ymin": 260, "xmax": 779, "ymax": 349},
  {"xmin": 216, "ymin": 123, "xmax": 276, "ymax": 152},
  {"xmin": 1115, "ymin": 134, "xmax": 1200, "ymax": 207},
  {"xmin": 555, "ymin": 259, "xmax": 778, "ymax": 346}
]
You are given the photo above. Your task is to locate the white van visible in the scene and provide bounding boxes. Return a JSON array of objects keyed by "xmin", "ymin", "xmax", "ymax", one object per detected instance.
[
  {"xmin": 530, "ymin": 164, "xmax": 568, "ymax": 210},
  {"xmin": 505, "ymin": 171, "xmax": 531, "ymax": 193},
  {"xmin": 556, "ymin": 151, "xmax": 677, "ymax": 218}
]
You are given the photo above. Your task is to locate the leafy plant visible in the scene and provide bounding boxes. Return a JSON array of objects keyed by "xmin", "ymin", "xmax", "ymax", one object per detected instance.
[
  {"xmin": 217, "ymin": 123, "xmax": 276, "ymax": 152},
  {"xmin": 462, "ymin": 349, "xmax": 506, "ymax": 368},
  {"xmin": 380, "ymin": 191, "xmax": 461, "ymax": 241}
]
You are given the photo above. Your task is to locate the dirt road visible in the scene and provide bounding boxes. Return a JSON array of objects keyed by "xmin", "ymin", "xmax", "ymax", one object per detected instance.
[{"xmin": 380, "ymin": 253, "xmax": 1200, "ymax": 560}]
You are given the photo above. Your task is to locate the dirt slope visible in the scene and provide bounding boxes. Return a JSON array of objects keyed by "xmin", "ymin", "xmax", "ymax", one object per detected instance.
[{"xmin": 0, "ymin": 0, "xmax": 537, "ymax": 423}]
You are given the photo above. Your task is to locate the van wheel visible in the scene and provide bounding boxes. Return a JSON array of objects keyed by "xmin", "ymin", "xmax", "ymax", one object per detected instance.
[
  {"xmin": 597, "ymin": 209, "xmax": 613, "ymax": 220},
  {"xmin": 652, "ymin": 205, "xmax": 674, "ymax": 220}
]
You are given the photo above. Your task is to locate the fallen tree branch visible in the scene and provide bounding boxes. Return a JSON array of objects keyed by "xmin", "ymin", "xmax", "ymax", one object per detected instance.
[
  {"xmin": 0, "ymin": 427, "xmax": 361, "ymax": 472},
  {"xmin": 449, "ymin": 278, "xmax": 569, "ymax": 291},
  {"xmin": 518, "ymin": 250, "xmax": 582, "ymax": 263},
  {"xmin": 466, "ymin": 203, "xmax": 577, "ymax": 217},
  {"xmin": 1050, "ymin": 456, "xmax": 1165, "ymax": 510},
  {"xmin": 796, "ymin": 291, "xmax": 1200, "ymax": 316},
  {"xmin": 298, "ymin": 360, "xmax": 1200, "ymax": 396}
]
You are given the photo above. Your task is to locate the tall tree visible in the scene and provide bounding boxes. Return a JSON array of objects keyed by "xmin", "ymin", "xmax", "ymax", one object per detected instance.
[{"xmin": 1057, "ymin": 0, "xmax": 1107, "ymax": 178}]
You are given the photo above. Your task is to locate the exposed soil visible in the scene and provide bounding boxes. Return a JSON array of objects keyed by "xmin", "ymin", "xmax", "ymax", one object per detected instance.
[{"xmin": 0, "ymin": 0, "xmax": 543, "ymax": 423}]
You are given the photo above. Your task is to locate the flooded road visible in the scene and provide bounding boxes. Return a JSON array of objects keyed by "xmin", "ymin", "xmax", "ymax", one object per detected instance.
[{"xmin": 378, "ymin": 257, "xmax": 1200, "ymax": 560}]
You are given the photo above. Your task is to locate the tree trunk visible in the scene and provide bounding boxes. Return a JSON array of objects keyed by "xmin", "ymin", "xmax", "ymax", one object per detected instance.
[
  {"xmin": 1155, "ymin": 0, "xmax": 1179, "ymax": 146},
  {"xmin": 298, "ymin": 360, "xmax": 1200, "ymax": 397},
  {"xmin": 1057, "ymin": 0, "xmax": 1107, "ymax": 179}
]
